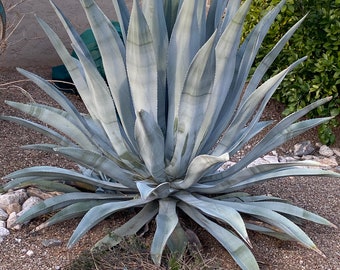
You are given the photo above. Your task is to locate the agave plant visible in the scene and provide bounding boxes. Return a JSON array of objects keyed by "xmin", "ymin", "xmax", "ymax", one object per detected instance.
[{"xmin": 1, "ymin": 0, "xmax": 339, "ymax": 269}]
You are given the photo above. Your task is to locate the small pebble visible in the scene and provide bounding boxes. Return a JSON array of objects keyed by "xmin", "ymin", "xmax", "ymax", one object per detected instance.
[
  {"xmin": 26, "ymin": 250, "xmax": 34, "ymax": 257},
  {"xmin": 6, "ymin": 212, "xmax": 18, "ymax": 229},
  {"xmin": 332, "ymin": 148, "xmax": 340, "ymax": 157},
  {"xmin": 15, "ymin": 238, "xmax": 22, "ymax": 243},
  {"xmin": 319, "ymin": 145, "xmax": 334, "ymax": 157},
  {"xmin": 0, "ymin": 227, "xmax": 10, "ymax": 237}
]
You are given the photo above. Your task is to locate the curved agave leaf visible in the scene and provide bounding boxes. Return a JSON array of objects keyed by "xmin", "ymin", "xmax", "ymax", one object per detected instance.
[
  {"xmin": 135, "ymin": 110, "xmax": 166, "ymax": 182},
  {"xmin": 246, "ymin": 201, "xmax": 337, "ymax": 228},
  {"xmin": 230, "ymin": 116, "xmax": 334, "ymax": 172},
  {"xmin": 175, "ymin": 191, "xmax": 251, "ymax": 247},
  {"xmin": 52, "ymin": 147, "xmax": 140, "ymax": 187},
  {"xmin": 17, "ymin": 68, "xmax": 89, "ymax": 132},
  {"xmin": 2, "ymin": 177, "xmax": 80, "ymax": 193},
  {"xmin": 95, "ymin": 201, "xmax": 158, "ymax": 249},
  {"xmin": 245, "ymin": 222, "xmax": 294, "ymax": 241},
  {"xmin": 197, "ymin": 195, "xmax": 324, "ymax": 255},
  {"xmin": 166, "ymin": 223, "xmax": 188, "ymax": 255},
  {"xmin": 4, "ymin": 166, "xmax": 134, "ymax": 191},
  {"xmin": 167, "ymin": 31, "xmax": 217, "ymax": 176},
  {"xmin": 17, "ymin": 192, "xmax": 125, "ymax": 224},
  {"xmin": 234, "ymin": 0, "xmax": 286, "ymax": 104},
  {"xmin": 179, "ymin": 202, "xmax": 259, "ymax": 270},
  {"xmin": 14, "ymin": 103, "xmax": 116, "ymax": 159},
  {"xmin": 80, "ymin": 0, "xmax": 136, "ymax": 149},
  {"xmin": 206, "ymin": 0, "xmax": 228, "ymax": 38},
  {"xmin": 126, "ymin": 0, "xmax": 158, "ymax": 121},
  {"xmin": 5, "ymin": 101, "xmax": 98, "ymax": 151},
  {"xmin": 219, "ymin": 1, "xmax": 242, "ymax": 33},
  {"xmin": 210, "ymin": 98, "xmax": 333, "ymax": 178},
  {"xmin": 136, "ymin": 181, "xmax": 171, "ymax": 200},
  {"xmin": 142, "ymin": 0, "xmax": 168, "ymax": 131},
  {"xmin": 49, "ymin": 0, "xmax": 93, "ymax": 63},
  {"xmin": 16, "ymin": 68, "xmax": 117, "ymax": 154},
  {"xmin": 21, "ymin": 143, "xmax": 71, "ymax": 153},
  {"xmin": 197, "ymin": 161, "xmax": 338, "ymax": 192},
  {"xmin": 165, "ymin": 0, "xmax": 206, "ymax": 157},
  {"xmin": 228, "ymin": 120, "xmax": 274, "ymax": 157},
  {"xmin": 151, "ymin": 198, "xmax": 178, "ymax": 266},
  {"xmin": 171, "ymin": 152, "xmax": 229, "ymax": 189},
  {"xmin": 212, "ymin": 57, "xmax": 307, "ymax": 155},
  {"xmin": 163, "ymin": 0, "xmax": 181, "ymax": 38},
  {"xmin": 72, "ymin": 45, "xmax": 127, "ymax": 149},
  {"xmin": 36, "ymin": 16, "xmax": 98, "ymax": 119},
  {"xmin": 33, "ymin": 200, "xmax": 107, "ymax": 232},
  {"xmin": 242, "ymin": 14, "xmax": 308, "ymax": 103},
  {"xmin": 199, "ymin": 0, "xmax": 285, "ymax": 154},
  {"xmin": 111, "ymin": 0, "xmax": 130, "ymax": 42},
  {"xmin": 72, "ymin": 44, "xmax": 146, "ymax": 174},
  {"xmin": 226, "ymin": 167, "xmax": 340, "ymax": 193},
  {"xmin": 193, "ymin": 0, "xmax": 252, "ymax": 156},
  {"xmin": 68, "ymin": 197, "xmax": 153, "ymax": 248},
  {"xmin": 0, "ymin": 116, "xmax": 75, "ymax": 147},
  {"xmin": 215, "ymin": 193, "xmax": 288, "ymax": 203}
]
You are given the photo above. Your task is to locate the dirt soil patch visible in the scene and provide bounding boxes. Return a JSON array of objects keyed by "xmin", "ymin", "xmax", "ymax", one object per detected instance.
[{"xmin": 0, "ymin": 67, "xmax": 339, "ymax": 269}]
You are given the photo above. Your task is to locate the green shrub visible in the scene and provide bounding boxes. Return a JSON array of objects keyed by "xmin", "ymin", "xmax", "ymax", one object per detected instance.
[{"xmin": 243, "ymin": 0, "xmax": 340, "ymax": 144}]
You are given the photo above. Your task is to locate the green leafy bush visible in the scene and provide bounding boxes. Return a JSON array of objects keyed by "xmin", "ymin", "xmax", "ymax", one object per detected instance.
[
  {"xmin": 243, "ymin": 0, "xmax": 340, "ymax": 144},
  {"xmin": 1, "ymin": 1, "xmax": 339, "ymax": 269}
]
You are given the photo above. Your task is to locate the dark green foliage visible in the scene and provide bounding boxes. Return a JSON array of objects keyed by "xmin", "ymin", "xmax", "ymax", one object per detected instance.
[{"xmin": 243, "ymin": 0, "xmax": 340, "ymax": 144}]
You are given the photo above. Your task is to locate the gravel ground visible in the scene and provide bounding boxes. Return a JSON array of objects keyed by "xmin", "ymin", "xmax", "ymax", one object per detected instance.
[{"xmin": 0, "ymin": 67, "xmax": 339, "ymax": 270}]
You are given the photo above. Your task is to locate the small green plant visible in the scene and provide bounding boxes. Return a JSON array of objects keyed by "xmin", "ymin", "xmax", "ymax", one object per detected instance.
[
  {"xmin": 1, "ymin": 1, "xmax": 339, "ymax": 269},
  {"xmin": 243, "ymin": 0, "xmax": 340, "ymax": 144}
]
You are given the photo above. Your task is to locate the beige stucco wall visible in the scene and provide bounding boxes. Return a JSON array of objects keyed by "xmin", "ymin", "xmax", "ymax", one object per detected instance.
[{"xmin": 0, "ymin": 0, "xmax": 131, "ymax": 67}]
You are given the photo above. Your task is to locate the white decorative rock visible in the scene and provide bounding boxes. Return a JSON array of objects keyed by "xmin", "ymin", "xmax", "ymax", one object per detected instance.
[
  {"xmin": 248, "ymin": 157, "xmax": 270, "ymax": 167},
  {"xmin": 0, "ymin": 227, "xmax": 10, "ymax": 237},
  {"xmin": 0, "ymin": 189, "xmax": 27, "ymax": 214},
  {"xmin": 263, "ymin": 155, "xmax": 279, "ymax": 163},
  {"xmin": 26, "ymin": 250, "xmax": 34, "ymax": 257},
  {"xmin": 332, "ymin": 148, "xmax": 340, "ymax": 157},
  {"xmin": 315, "ymin": 157, "xmax": 338, "ymax": 168},
  {"xmin": 319, "ymin": 145, "xmax": 334, "ymax": 157},
  {"xmin": 22, "ymin": 196, "xmax": 42, "ymax": 212},
  {"xmin": 6, "ymin": 212, "xmax": 21, "ymax": 230},
  {"xmin": 294, "ymin": 141, "xmax": 315, "ymax": 156},
  {"xmin": 6, "ymin": 202, "xmax": 21, "ymax": 215},
  {"xmin": 0, "ymin": 221, "xmax": 6, "ymax": 228}
]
